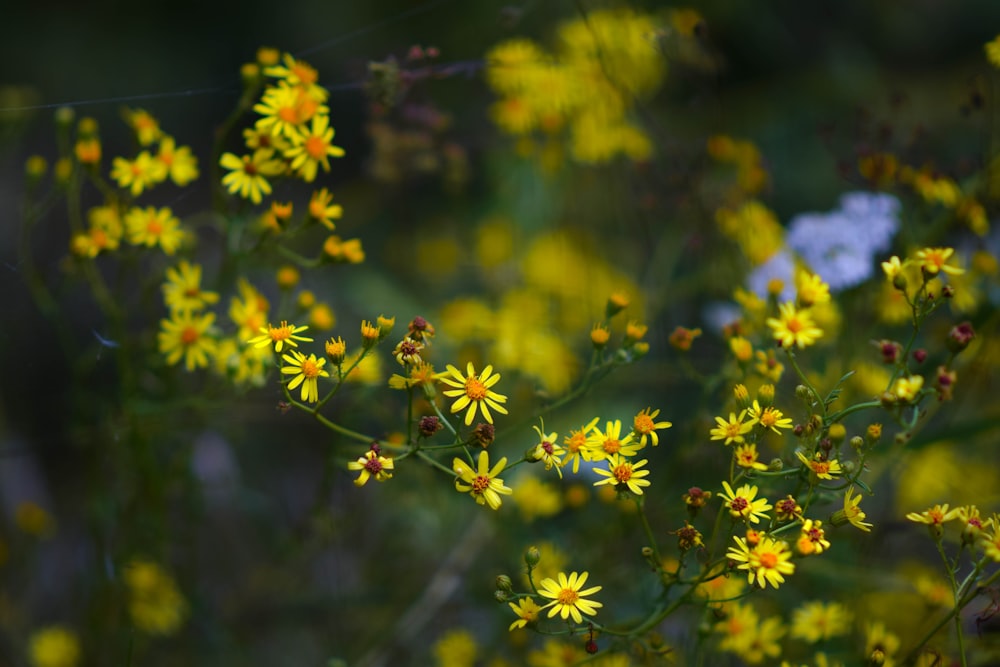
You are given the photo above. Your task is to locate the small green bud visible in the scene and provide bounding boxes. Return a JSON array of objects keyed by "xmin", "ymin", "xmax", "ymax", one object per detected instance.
[
  {"xmin": 757, "ymin": 383, "xmax": 775, "ymax": 407},
  {"xmin": 495, "ymin": 574, "xmax": 513, "ymax": 593},
  {"xmin": 767, "ymin": 458, "xmax": 783, "ymax": 471},
  {"xmin": 795, "ymin": 384, "xmax": 811, "ymax": 402},
  {"xmin": 525, "ymin": 546, "xmax": 541, "ymax": 568},
  {"xmin": 850, "ymin": 436, "xmax": 864, "ymax": 450},
  {"xmin": 827, "ymin": 423, "xmax": 846, "ymax": 444}
]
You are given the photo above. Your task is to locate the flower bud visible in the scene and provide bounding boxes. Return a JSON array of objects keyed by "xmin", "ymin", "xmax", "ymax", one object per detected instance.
[
  {"xmin": 912, "ymin": 348, "xmax": 927, "ymax": 364},
  {"xmin": 54, "ymin": 106, "xmax": 75, "ymax": 127},
  {"xmin": 418, "ymin": 415, "xmax": 442, "ymax": 438},
  {"xmin": 866, "ymin": 423, "xmax": 882, "ymax": 445},
  {"xmin": 757, "ymin": 383, "xmax": 775, "ymax": 407},
  {"xmin": 525, "ymin": 546, "xmax": 541, "ymax": 568},
  {"xmin": 941, "ymin": 284, "xmax": 955, "ymax": 299},
  {"xmin": 472, "ymin": 423, "xmax": 495, "ymax": 448},
  {"xmin": 733, "ymin": 384, "xmax": 751, "ymax": 410},
  {"xmin": 827, "ymin": 423, "xmax": 846, "ymax": 445},
  {"xmin": 590, "ymin": 323, "xmax": 610, "ymax": 349},
  {"xmin": 795, "ymin": 385, "xmax": 811, "ymax": 402},
  {"xmin": 605, "ymin": 292, "xmax": 630, "ymax": 318},
  {"xmin": 585, "ymin": 639, "xmax": 598, "ymax": 654},
  {"xmin": 768, "ymin": 458, "xmax": 784, "ymax": 471},
  {"xmin": 276, "ymin": 265, "xmax": 300, "ymax": 289},
  {"xmin": 947, "ymin": 322, "xmax": 975, "ymax": 353},
  {"xmin": 495, "ymin": 574, "xmax": 513, "ymax": 593},
  {"xmin": 892, "ymin": 273, "xmax": 908, "ymax": 291},
  {"xmin": 377, "ymin": 315, "xmax": 395, "ymax": 340},
  {"xmin": 24, "ymin": 155, "xmax": 47, "ymax": 182},
  {"xmin": 494, "ymin": 590, "xmax": 509, "ymax": 603},
  {"xmin": 850, "ymin": 435, "xmax": 864, "ymax": 450}
]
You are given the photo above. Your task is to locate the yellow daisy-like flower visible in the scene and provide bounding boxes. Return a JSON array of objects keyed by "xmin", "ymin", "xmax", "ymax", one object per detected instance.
[
  {"xmin": 280, "ymin": 349, "xmax": 330, "ymax": 403},
  {"xmin": 263, "ymin": 53, "xmax": 328, "ymax": 102},
  {"xmin": 531, "ymin": 423, "xmax": 565, "ymax": 477},
  {"xmin": 720, "ymin": 481, "xmax": 772, "ymax": 524},
  {"xmin": 881, "ymin": 255, "xmax": 906, "ymax": 280},
  {"xmin": 247, "ymin": 320, "xmax": 312, "ymax": 353},
  {"xmin": 508, "ymin": 597, "xmax": 543, "ymax": 631},
  {"xmin": 162, "ymin": 261, "xmax": 219, "ymax": 313},
  {"xmin": 124, "ymin": 206, "xmax": 184, "ymax": 255},
  {"xmin": 632, "ymin": 407, "xmax": 672, "ymax": 446},
  {"xmin": 833, "ymin": 486, "xmax": 872, "ymax": 532},
  {"xmin": 219, "ymin": 149, "xmax": 284, "ymax": 205},
  {"xmin": 123, "ymin": 108, "xmax": 163, "ymax": 146},
  {"xmin": 593, "ymin": 453, "xmax": 651, "ymax": 495},
  {"xmin": 915, "ymin": 247, "xmax": 964, "ymax": 276},
  {"xmin": 537, "ymin": 571, "xmax": 603, "ymax": 624},
  {"xmin": 710, "ymin": 411, "xmax": 753, "ymax": 445},
  {"xmin": 453, "ymin": 450, "xmax": 512, "ymax": 510},
  {"xmin": 560, "ymin": 417, "xmax": 599, "ymax": 474},
  {"xmin": 727, "ymin": 535, "xmax": 795, "ymax": 589},
  {"xmin": 158, "ymin": 311, "xmax": 217, "ymax": 371},
  {"xmin": 733, "ymin": 443, "xmax": 768, "ymax": 471},
  {"xmin": 308, "ymin": 188, "xmax": 343, "ymax": 230},
  {"xmin": 440, "ymin": 362, "xmax": 509, "ymax": 425},
  {"xmin": 110, "ymin": 151, "xmax": 167, "ymax": 196},
  {"xmin": 795, "ymin": 451, "xmax": 842, "ymax": 480},
  {"xmin": 347, "ymin": 447, "xmax": 394, "ymax": 486},
  {"xmin": 892, "ymin": 374, "xmax": 924, "ymax": 402},
  {"xmin": 796, "ymin": 518, "xmax": 831, "ymax": 555},
  {"xmin": 253, "ymin": 83, "xmax": 328, "ymax": 139},
  {"xmin": 29, "ymin": 626, "xmax": 80, "ymax": 667},
  {"xmin": 155, "ymin": 136, "xmax": 199, "ymax": 186},
  {"xmin": 795, "ymin": 270, "xmax": 830, "ymax": 307},
  {"xmin": 747, "ymin": 400, "xmax": 793, "ymax": 434},
  {"xmin": 987, "ymin": 35, "xmax": 1000, "ymax": 68},
  {"xmin": 906, "ymin": 504, "xmax": 960, "ymax": 526},
  {"xmin": 284, "ymin": 113, "xmax": 346, "ymax": 183},
  {"xmin": 981, "ymin": 521, "xmax": 1000, "ymax": 561},
  {"xmin": 766, "ymin": 301, "xmax": 823, "ymax": 349},
  {"xmin": 586, "ymin": 419, "xmax": 641, "ymax": 460}
]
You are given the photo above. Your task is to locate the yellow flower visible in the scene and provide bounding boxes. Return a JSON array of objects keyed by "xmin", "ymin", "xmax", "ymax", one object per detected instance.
[
  {"xmin": 158, "ymin": 311, "xmax": 217, "ymax": 371},
  {"xmin": 453, "ymin": 450, "xmax": 512, "ymax": 510},
  {"xmin": 881, "ymin": 255, "xmax": 906, "ymax": 280},
  {"xmin": 561, "ymin": 417, "xmax": 599, "ymax": 474},
  {"xmin": 766, "ymin": 301, "xmax": 823, "ymax": 349},
  {"xmin": 906, "ymin": 504, "xmax": 960, "ymax": 526},
  {"xmin": 253, "ymin": 82, "xmax": 327, "ymax": 138},
  {"xmin": 508, "ymin": 597, "xmax": 543, "ymax": 631},
  {"xmin": 632, "ymin": 407, "xmax": 671, "ymax": 447},
  {"xmin": 795, "ymin": 451, "xmax": 843, "ymax": 480},
  {"xmin": 123, "ymin": 108, "xmax": 162, "ymax": 145},
  {"xmin": 734, "ymin": 443, "xmax": 768, "ymax": 471},
  {"xmin": 110, "ymin": 151, "xmax": 166, "ymax": 196},
  {"xmin": 247, "ymin": 320, "xmax": 312, "ymax": 353},
  {"xmin": 795, "ymin": 270, "xmax": 830, "ymax": 307},
  {"xmin": 727, "ymin": 535, "xmax": 795, "ymax": 589},
  {"xmin": 308, "ymin": 188, "xmax": 343, "ymax": 229},
  {"xmin": 263, "ymin": 53, "xmax": 327, "ymax": 102},
  {"xmin": 280, "ymin": 350, "xmax": 329, "ymax": 403},
  {"xmin": 162, "ymin": 261, "xmax": 218, "ymax": 313},
  {"xmin": 537, "ymin": 571, "xmax": 603, "ymax": 624},
  {"xmin": 796, "ymin": 518, "xmax": 831, "ymax": 555},
  {"xmin": 729, "ymin": 335, "xmax": 753, "ymax": 362},
  {"xmin": 440, "ymin": 362, "xmax": 509, "ymax": 425},
  {"xmin": 710, "ymin": 411, "xmax": 752, "ymax": 445},
  {"xmin": 29, "ymin": 626, "xmax": 80, "ymax": 667},
  {"xmin": 865, "ymin": 622, "xmax": 901, "ymax": 666},
  {"xmin": 720, "ymin": 481, "xmax": 772, "ymax": 524},
  {"xmin": 124, "ymin": 559, "xmax": 187, "ymax": 636},
  {"xmin": 915, "ymin": 247, "xmax": 964, "ymax": 276},
  {"xmin": 747, "ymin": 400, "xmax": 792, "ymax": 434},
  {"xmin": 586, "ymin": 419, "xmax": 641, "ymax": 460},
  {"xmin": 530, "ymin": 423, "xmax": 565, "ymax": 477},
  {"xmin": 125, "ymin": 206, "xmax": 184, "ymax": 255},
  {"xmin": 986, "ymin": 34, "xmax": 1000, "ymax": 68},
  {"xmin": 348, "ymin": 447, "xmax": 394, "ymax": 486},
  {"xmin": 892, "ymin": 375, "xmax": 924, "ymax": 402},
  {"xmin": 790, "ymin": 601, "xmax": 852, "ymax": 643},
  {"xmin": 284, "ymin": 113, "xmax": 345, "ymax": 183},
  {"xmin": 155, "ymin": 136, "xmax": 199, "ymax": 186},
  {"xmin": 593, "ymin": 453, "xmax": 651, "ymax": 495},
  {"xmin": 833, "ymin": 486, "xmax": 872, "ymax": 532},
  {"xmin": 219, "ymin": 149, "xmax": 284, "ymax": 205}
]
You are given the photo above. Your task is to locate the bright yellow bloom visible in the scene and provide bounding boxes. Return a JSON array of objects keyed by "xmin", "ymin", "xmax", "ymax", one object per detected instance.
[
  {"xmin": 766, "ymin": 301, "xmax": 823, "ymax": 349},
  {"xmin": 530, "ymin": 423, "xmax": 565, "ymax": 477},
  {"xmin": 29, "ymin": 626, "xmax": 80, "ymax": 667},
  {"xmin": 453, "ymin": 450, "xmax": 512, "ymax": 510},
  {"xmin": 710, "ymin": 411, "xmax": 752, "ymax": 445},
  {"xmin": 593, "ymin": 453, "xmax": 651, "ymax": 495},
  {"xmin": 124, "ymin": 206, "xmax": 184, "ymax": 254},
  {"xmin": 162, "ymin": 261, "xmax": 219, "ymax": 313},
  {"xmin": 881, "ymin": 255, "xmax": 906, "ymax": 280},
  {"xmin": 906, "ymin": 504, "xmax": 960, "ymax": 526},
  {"xmin": 796, "ymin": 518, "xmax": 831, "ymax": 555},
  {"xmin": 585, "ymin": 419, "xmax": 641, "ymax": 460},
  {"xmin": 110, "ymin": 151, "xmax": 167, "ymax": 196},
  {"xmin": 632, "ymin": 407, "xmax": 671, "ymax": 446},
  {"xmin": 123, "ymin": 108, "xmax": 162, "ymax": 145},
  {"xmin": 747, "ymin": 400, "xmax": 792, "ymax": 434},
  {"xmin": 892, "ymin": 375, "xmax": 924, "ymax": 402},
  {"xmin": 219, "ymin": 149, "xmax": 284, "ymax": 204},
  {"xmin": 280, "ymin": 350, "xmax": 329, "ymax": 403},
  {"xmin": 155, "ymin": 136, "xmax": 199, "ymax": 186},
  {"xmin": 263, "ymin": 53, "xmax": 327, "ymax": 102},
  {"xmin": 727, "ymin": 535, "xmax": 795, "ymax": 589},
  {"xmin": 508, "ymin": 597, "xmax": 543, "ymax": 631},
  {"xmin": 308, "ymin": 187, "xmax": 343, "ymax": 229},
  {"xmin": 795, "ymin": 270, "xmax": 831, "ymax": 307},
  {"xmin": 440, "ymin": 362, "xmax": 509, "ymax": 425},
  {"xmin": 253, "ymin": 82, "xmax": 327, "ymax": 138},
  {"xmin": 916, "ymin": 247, "xmax": 964, "ymax": 276},
  {"xmin": 124, "ymin": 559, "xmax": 187, "ymax": 635},
  {"xmin": 795, "ymin": 451, "xmax": 843, "ymax": 480},
  {"xmin": 158, "ymin": 311, "xmax": 216, "ymax": 371},
  {"xmin": 348, "ymin": 448, "xmax": 394, "ymax": 486},
  {"xmin": 537, "ymin": 571, "xmax": 603, "ymax": 624},
  {"xmin": 790, "ymin": 601, "xmax": 852, "ymax": 643},
  {"xmin": 247, "ymin": 321, "xmax": 312, "ymax": 353},
  {"xmin": 284, "ymin": 113, "xmax": 345, "ymax": 182},
  {"xmin": 720, "ymin": 481, "xmax": 772, "ymax": 524},
  {"xmin": 834, "ymin": 486, "xmax": 872, "ymax": 532},
  {"xmin": 561, "ymin": 417, "xmax": 599, "ymax": 474},
  {"xmin": 729, "ymin": 335, "xmax": 753, "ymax": 362},
  {"xmin": 734, "ymin": 443, "xmax": 768, "ymax": 471}
]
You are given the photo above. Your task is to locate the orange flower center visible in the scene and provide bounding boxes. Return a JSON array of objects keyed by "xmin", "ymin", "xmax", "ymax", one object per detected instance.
[
  {"xmin": 180, "ymin": 326, "xmax": 199, "ymax": 345},
  {"xmin": 760, "ymin": 411, "xmax": 777, "ymax": 427},
  {"xmin": 556, "ymin": 588, "xmax": 579, "ymax": 606},
  {"xmin": 612, "ymin": 463, "xmax": 633, "ymax": 483},
  {"xmin": 146, "ymin": 217, "xmax": 163, "ymax": 235},
  {"xmin": 301, "ymin": 359, "xmax": 320, "ymax": 379},
  {"xmin": 603, "ymin": 438, "xmax": 620, "ymax": 454},
  {"xmin": 278, "ymin": 106, "xmax": 298, "ymax": 123},
  {"xmin": 305, "ymin": 136, "xmax": 327, "ymax": 159},
  {"xmin": 270, "ymin": 323, "xmax": 292, "ymax": 341},
  {"xmin": 471, "ymin": 475, "xmax": 490, "ymax": 494},
  {"xmin": 634, "ymin": 414, "xmax": 654, "ymax": 433},
  {"xmin": 812, "ymin": 461, "xmax": 830, "ymax": 475},
  {"xmin": 758, "ymin": 551, "xmax": 779, "ymax": 569},
  {"xmin": 566, "ymin": 434, "xmax": 585, "ymax": 453},
  {"xmin": 465, "ymin": 377, "xmax": 487, "ymax": 400},
  {"xmin": 786, "ymin": 316, "xmax": 804, "ymax": 333}
]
